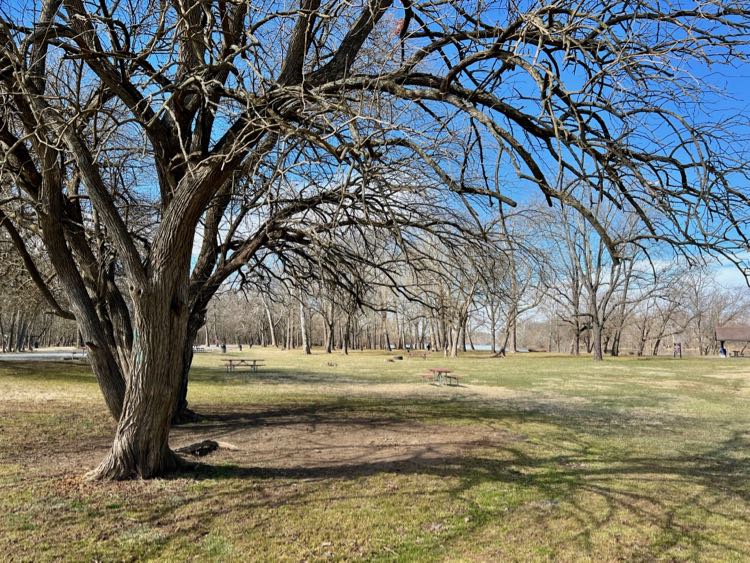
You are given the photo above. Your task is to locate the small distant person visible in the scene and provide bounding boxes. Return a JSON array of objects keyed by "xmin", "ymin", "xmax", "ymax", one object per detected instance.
[
  {"xmin": 221, "ymin": 342, "xmax": 227, "ymax": 354},
  {"xmin": 673, "ymin": 342, "xmax": 682, "ymax": 359},
  {"xmin": 426, "ymin": 343, "xmax": 431, "ymax": 351},
  {"xmin": 238, "ymin": 343, "xmax": 243, "ymax": 352},
  {"xmin": 719, "ymin": 346, "xmax": 727, "ymax": 358}
]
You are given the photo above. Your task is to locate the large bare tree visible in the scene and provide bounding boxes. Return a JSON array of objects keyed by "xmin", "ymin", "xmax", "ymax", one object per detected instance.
[{"xmin": 0, "ymin": 0, "xmax": 748, "ymax": 479}]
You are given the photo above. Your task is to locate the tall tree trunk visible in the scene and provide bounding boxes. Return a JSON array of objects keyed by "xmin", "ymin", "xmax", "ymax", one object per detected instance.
[
  {"xmin": 8, "ymin": 310, "xmax": 16, "ymax": 352},
  {"xmin": 343, "ymin": 315, "xmax": 351, "ymax": 355},
  {"xmin": 452, "ymin": 327, "xmax": 461, "ymax": 357},
  {"xmin": 172, "ymin": 310, "xmax": 205, "ymax": 425},
  {"xmin": 591, "ymin": 319, "xmax": 604, "ymax": 361},
  {"xmin": 637, "ymin": 323, "xmax": 648, "ymax": 356},
  {"xmin": 325, "ymin": 320, "xmax": 334, "ymax": 353},
  {"xmin": 508, "ymin": 303, "xmax": 518, "ymax": 352},
  {"xmin": 262, "ymin": 296, "xmax": 277, "ymax": 347},
  {"xmin": 610, "ymin": 332, "xmax": 621, "ymax": 357},
  {"xmin": 299, "ymin": 290, "xmax": 311, "ymax": 355},
  {"xmin": 490, "ymin": 307, "xmax": 497, "ymax": 354},
  {"xmin": 394, "ymin": 311, "xmax": 402, "ymax": 350}
]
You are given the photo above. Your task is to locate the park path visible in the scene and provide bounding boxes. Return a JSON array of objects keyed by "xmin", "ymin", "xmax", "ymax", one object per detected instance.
[{"xmin": 0, "ymin": 351, "xmax": 87, "ymax": 362}]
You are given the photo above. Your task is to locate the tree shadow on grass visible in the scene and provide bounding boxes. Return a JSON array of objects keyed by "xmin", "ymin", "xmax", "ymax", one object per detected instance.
[
  {"xmin": 158, "ymin": 396, "xmax": 750, "ymax": 560},
  {"xmin": 180, "ymin": 391, "xmax": 688, "ymax": 442},
  {"xmin": 189, "ymin": 365, "xmax": 367, "ymax": 385}
]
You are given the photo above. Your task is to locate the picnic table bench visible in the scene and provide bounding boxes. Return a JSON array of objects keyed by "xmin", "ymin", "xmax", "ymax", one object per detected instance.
[
  {"xmin": 421, "ymin": 367, "xmax": 460, "ymax": 386},
  {"xmin": 224, "ymin": 359, "xmax": 265, "ymax": 373},
  {"xmin": 192, "ymin": 346, "xmax": 206, "ymax": 353}
]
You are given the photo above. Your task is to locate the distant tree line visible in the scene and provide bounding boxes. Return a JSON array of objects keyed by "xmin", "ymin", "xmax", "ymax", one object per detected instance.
[{"xmin": 202, "ymin": 205, "xmax": 749, "ymax": 358}]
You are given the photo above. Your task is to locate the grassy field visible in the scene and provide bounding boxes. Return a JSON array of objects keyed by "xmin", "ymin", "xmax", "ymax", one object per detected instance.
[{"xmin": 1, "ymin": 348, "xmax": 749, "ymax": 561}]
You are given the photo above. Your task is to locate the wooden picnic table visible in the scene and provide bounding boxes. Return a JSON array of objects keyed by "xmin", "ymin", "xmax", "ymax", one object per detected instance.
[
  {"xmin": 224, "ymin": 359, "xmax": 265, "ymax": 373},
  {"xmin": 427, "ymin": 367, "xmax": 459, "ymax": 386},
  {"xmin": 732, "ymin": 350, "xmax": 743, "ymax": 358}
]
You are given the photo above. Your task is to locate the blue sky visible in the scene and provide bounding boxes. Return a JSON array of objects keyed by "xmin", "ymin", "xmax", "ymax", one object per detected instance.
[{"xmin": 4, "ymin": 0, "xmax": 749, "ymax": 286}]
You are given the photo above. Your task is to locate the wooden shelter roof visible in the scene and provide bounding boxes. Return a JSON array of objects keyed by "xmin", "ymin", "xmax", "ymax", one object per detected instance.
[{"xmin": 715, "ymin": 325, "xmax": 750, "ymax": 342}]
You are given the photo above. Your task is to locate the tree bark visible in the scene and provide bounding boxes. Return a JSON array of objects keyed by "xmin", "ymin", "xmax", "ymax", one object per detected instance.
[
  {"xmin": 325, "ymin": 320, "xmax": 335, "ymax": 353},
  {"xmin": 89, "ymin": 282, "xmax": 188, "ymax": 480},
  {"xmin": 299, "ymin": 289, "xmax": 311, "ymax": 354},
  {"xmin": 172, "ymin": 310, "xmax": 205, "ymax": 424},
  {"xmin": 591, "ymin": 319, "xmax": 604, "ymax": 361},
  {"xmin": 262, "ymin": 295, "xmax": 277, "ymax": 347}
]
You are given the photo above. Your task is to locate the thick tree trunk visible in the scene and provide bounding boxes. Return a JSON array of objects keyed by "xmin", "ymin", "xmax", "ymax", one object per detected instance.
[
  {"xmin": 172, "ymin": 312, "xmax": 204, "ymax": 425},
  {"xmin": 502, "ymin": 329, "xmax": 511, "ymax": 354},
  {"xmin": 15, "ymin": 311, "xmax": 26, "ymax": 351},
  {"xmin": 89, "ymin": 283, "xmax": 188, "ymax": 480},
  {"xmin": 325, "ymin": 320, "xmax": 334, "ymax": 353},
  {"xmin": 609, "ymin": 329, "xmax": 622, "ymax": 357},
  {"xmin": 591, "ymin": 320, "xmax": 604, "ymax": 361}
]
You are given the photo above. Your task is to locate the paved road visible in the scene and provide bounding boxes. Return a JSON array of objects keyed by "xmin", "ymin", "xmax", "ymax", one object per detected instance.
[{"xmin": 0, "ymin": 351, "xmax": 88, "ymax": 362}]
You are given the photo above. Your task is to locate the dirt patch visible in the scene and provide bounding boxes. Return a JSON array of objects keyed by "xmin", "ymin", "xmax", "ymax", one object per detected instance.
[
  {"xmin": 169, "ymin": 405, "xmax": 516, "ymax": 474},
  {"xmin": 232, "ymin": 381, "xmax": 523, "ymax": 401}
]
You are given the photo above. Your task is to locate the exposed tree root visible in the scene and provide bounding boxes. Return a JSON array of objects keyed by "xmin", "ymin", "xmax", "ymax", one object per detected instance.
[
  {"xmin": 86, "ymin": 448, "xmax": 182, "ymax": 481},
  {"xmin": 171, "ymin": 406, "xmax": 203, "ymax": 425}
]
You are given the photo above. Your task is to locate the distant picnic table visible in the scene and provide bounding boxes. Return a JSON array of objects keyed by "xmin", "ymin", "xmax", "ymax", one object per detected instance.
[
  {"xmin": 421, "ymin": 367, "xmax": 459, "ymax": 386},
  {"xmin": 224, "ymin": 358, "xmax": 265, "ymax": 373}
]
